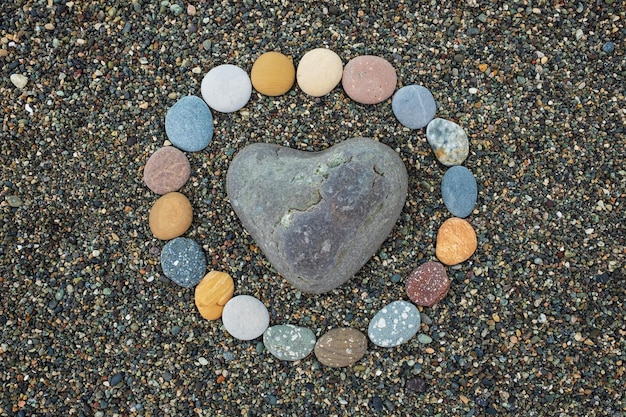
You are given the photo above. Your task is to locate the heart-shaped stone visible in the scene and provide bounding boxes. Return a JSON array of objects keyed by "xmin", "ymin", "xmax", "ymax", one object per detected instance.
[{"xmin": 226, "ymin": 138, "xmax": 408, "ymax": 294}]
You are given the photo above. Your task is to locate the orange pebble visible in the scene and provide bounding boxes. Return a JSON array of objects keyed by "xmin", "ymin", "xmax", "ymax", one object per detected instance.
[
  {"xmin": 435, "ymin": 217, "xmax": 477, "ymax": 265},
  {"xmin": 194, "ymin": 271, "xmax": 234, "ymax": 320}
]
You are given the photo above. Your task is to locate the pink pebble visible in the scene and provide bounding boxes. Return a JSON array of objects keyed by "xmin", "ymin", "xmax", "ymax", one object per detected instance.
[
  {"xmin": 143, "ymin": 147, "xmax": 191, "ymax": 195},
  {"xmin": 342, "ymin": 55, "xmax": 397, "ymax": 105}
]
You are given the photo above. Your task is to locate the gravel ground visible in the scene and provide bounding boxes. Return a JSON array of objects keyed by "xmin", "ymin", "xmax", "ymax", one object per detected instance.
[{"xmin": 1, "ymin": 1, "xmax": 624, "ymax": 416}]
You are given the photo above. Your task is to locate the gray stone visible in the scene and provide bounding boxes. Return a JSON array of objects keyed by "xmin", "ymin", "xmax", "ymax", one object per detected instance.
[
  {"xmin": 160, "ymin": 237, "xmax": 206, "ymax": 288},
  {"xmin": 222, "ymin": 295, "xmax": 269, "ymax": 341},
  {"xmin": 263, "ymin": 324, "xmax": 316, "ymax": 361},
  {"xmin": 226, "ymin": 138, "xmax": 408, "ymax": 294},
  {"xmin": 441, "ymin": 165, "xmax": 477, "ymax": 218},
  {"xmin": 165, "ymin": 95, "xmax": 214, "ymax": 152},
  {"xmin": 426, "ymin": 118, "xmax": 469, "ymax": 166},
  {"xmin": 392, "ymin": 85, "xmax": 436, "ymax": 129},
  {"xmin": 368, "ymin": 300, "xmax": 421, "ymax": 347}
]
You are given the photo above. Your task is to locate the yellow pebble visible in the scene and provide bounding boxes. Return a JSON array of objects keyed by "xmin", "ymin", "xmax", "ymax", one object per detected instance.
[
  {"xmin": 250, "ymin": 51, "xmax": 295, "ymax": 96},
  {"xmin": 195, "ymin": 271, "xmax": 234, "ymax": 320}
]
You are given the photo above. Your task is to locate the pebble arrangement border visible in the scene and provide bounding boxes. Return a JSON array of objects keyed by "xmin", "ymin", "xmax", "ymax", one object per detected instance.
[{"xmin": 145, "ymin": 48, "xmax": 480, "ymax": 366}]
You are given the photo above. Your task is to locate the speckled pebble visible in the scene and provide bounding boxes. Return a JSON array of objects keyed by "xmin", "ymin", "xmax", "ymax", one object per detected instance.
[
  {"xmin": 222, "ymin": 295, "xmax": 270, "ymax": 341},
  {"xmin": 426, "ymin": 118, "xmax": 469, "ymax": 166},
  {"xmin": 392, "ymin": 85, "xmax": 437, "ymax": 129},
  {"xmin": 441, "ymin": 165, "xmax": 477, "ymax": 218},
  {"xmin": 160, "ymin": 237, "xmax": 206, "ymax": 288},
  {"xmin": 201, "ymin": 64, "xmax": 252, "ymax": 113},
  {"xmin": 165, "ymin": 95, "xmax": 213, "ymax": 152},
  {"xmin": 314, "ymin": 327, "xmax": 368, "ymax": 367},
  {"xmin": 263, "ymin": 324, "xmax": 316, "ymax": 361},
  {"xmin": 368, "ymin": 300, "xmax": 421, "ymax": 347},
  {"xmin": 406, "ymin": 261, "xmax": 450, "ymax": 307}
]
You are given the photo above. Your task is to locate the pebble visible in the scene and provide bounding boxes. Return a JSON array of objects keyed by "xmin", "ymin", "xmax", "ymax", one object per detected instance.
[
  {"xmin": 148, "ymin": 192, "xmax": 193, "ymax": 240},
  {"xmin": 194, "ymin": 270, "xmax": 234, "ymax": 320},
  {"xmin": 165, "ymin": 95, "xmax": 214, "ymax": 152},
  {"xmin": 441, "ymin": 165, "xmax": 477, "ymax": 218},
  {"xmin": 226, "ymin": 138, "xmax": 408, "ymax": 294},
  {"xmin": 391, "ymin": 85, "xmax": 437, "ymax": 129},
  {"xmin": 5, "ymin": 195, "xmax": 22, "ymax": 207},
  {"xmin": 10, "ymin": 73, "xmax": 28, "ymax": 89},
  {"xmin": 405, "ymin": 261, "xmax": 450, "ymax": 307},
  {"xmin": 406, "ymin": 376, "xmax": 427, "ymax": 393},
  {"xmin": 601, "ymin": 41, "xmax": 615, "ymax": 53},
  {"xmin": 109, "ymin": 373, "xmax": 123, "ymax": 387},
  {"xmin": 250, "ymin": 51, "xmax": 295, "ymax": 96},
  {"xmin": 201, "ymin": 64, "xmax": 252, "ymax": 113},
  {"xmin": 221, "ymin": 295, "xmax": 270, "ymax": 341},
  {"xmin": 435, "ymin": 217, "xmax": 477, "ymax": 265},
  {"xmin": 341, "ymin": 55, "xmax": 397, "ymax": 104},
  {"xmin": 368, "ymin": 300, "xmax": 421, "ymax": 347},
  {"xmin": 160, "ymin": 237, "xmax": 206, "ymax": 288},
  {"xmin": 426, "ymin": 118, "xmax": 470, "ymax": 166},
  {"xmin": 143, "ymin": 146, "xmax": 191, "ymax": 195},
  {"xmin": 417, "ymin": 333, "xmax": 433, "ymax": 344},
  {"xmin": 314, "ymin": 327, "xmax": 367, "ymax": 367},
  {"xmin": 296, "ymin": 48, "xmax": 343, "ymax": 97},
  {"xmin": 263, "ymin": 324, "xmax": 316, "ymax": 361}
]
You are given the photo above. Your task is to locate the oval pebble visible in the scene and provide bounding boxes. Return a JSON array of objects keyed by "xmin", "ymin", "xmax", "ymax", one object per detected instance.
[
  {"xmin": 222, "ymin": 295, "xmax": 269, "ymax": 341},
  {"xmin": 441, "ymin": 165, "xmax": 477, "ymax": 218},
  {"xmin": 10, "ymin": 73, "xmax": 28, "ymax": 89},
  {"xmin": 392, "ymin": 85, "xmax": 437, "ymax": 129},
  {"xmin": 160, "ymin": 237, "xmax": 206, "ymax": 288},
  {"xmin": 194, "ymin": 270, "xmax": 234, "ymax": 320},
  {"xmin": 314, "ymin": 327, "xmax": 367, "ymax": 368},
  {"xmin": 251, "ymin": 51, "xmax": 295, "ymax": 96},
  {"xmin": 148, "ymin": 192, "xmax": 193, "ymax": 240},
  {"xmin": 406, "ymin": 261, "xmax": 450, "ymax": 307},
  {"xmin": 426, "ymin": 118, "xmax": 469, "ymax": 166},
  {"xmin": 435, "ymin": 217, "xmax": 477, "ymax": 265},
  {"xmin": 165, "ymin": 95, "xmax": 214, "ymax": 152},
  {"xmin": 201, "ymin": 64, "xmax": 252, "ymax": 113},
  {"xmin": 342, "ymin": 55, "xmax": 397, "ymax": 104},
  {"xmin": 263, "ymin": 324, "xmax": 316, "ymax": 361},
  {"xmin": 143, "ymin": 147, "xmax": 191, "ymax": 195},
  {"xmin": 368, "ymin": 300, "xmax": 421, "ymax": 347},
  {"xmin": 296, "ymin": 48, "xmax": 343, "ymax": 97}
]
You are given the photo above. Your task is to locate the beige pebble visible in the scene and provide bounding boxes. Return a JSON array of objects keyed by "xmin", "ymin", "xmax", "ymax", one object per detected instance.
[
  {"xmin": 10, "ymin": 73, "xmax": 28, "ymax": 89},
  {"xmin": 296, "ymin": 48, "xmax": 343, "ymax": 97}
]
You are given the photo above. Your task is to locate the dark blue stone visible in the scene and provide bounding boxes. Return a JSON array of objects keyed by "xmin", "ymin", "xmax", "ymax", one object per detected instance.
[
  {"xmin": 110, "ymin": 373, "xmax": 124, "ymax": 386},
  {"xmin": 602, "ymin": 41, "xmax": 615, "ymax": 53},
  {"xmin": 441, "ymin": 166, "xmax": 477, "ymax": 218},
  {"xmin": 160, "ymin": 237, "xmax": 206, "ymax": 288}
]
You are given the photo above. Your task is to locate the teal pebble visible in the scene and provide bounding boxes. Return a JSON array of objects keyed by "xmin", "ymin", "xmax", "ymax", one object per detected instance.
[{"xmin": 263, "ymin": 324, "xmax": 316, "ymax": 361}]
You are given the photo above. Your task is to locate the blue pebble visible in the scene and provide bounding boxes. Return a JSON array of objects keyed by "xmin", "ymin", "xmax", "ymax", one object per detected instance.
[
  {"xmin": 160, "ymin": 237, "xmax": 206, "ymax": 288},
  {"xmin": 602, "ymin": 41, "xmax": 615, "ymax": 53},
  {"xmin": 165, "ymin": 95, "xmax": 214, "ymax": 152},
  {"xmin": 109, "ymin": 373, "xmax": 124, "ymax": 386},
  {"xmin": 392, "ymin": 85, "xmax": 436, "ymax": 129},
  {"xmin": 441, "ymin": 165, "xmax": 477, "ymax": 218}
]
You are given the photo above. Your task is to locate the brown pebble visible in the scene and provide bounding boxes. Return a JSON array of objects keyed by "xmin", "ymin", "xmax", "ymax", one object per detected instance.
[
  {"xmin": 195, "ymin": 271, "xmax": 234, "ymax": 320},
  {"xmin": 148, "ymin": 192, "xmax": 193, "ymax": 240},
  {"xmin": 406, "ymin": 261, "xmax": 450, "ymax": 307},
  {"xmin": 314, "ymin": 327, "xmax": 367, "ymax": 368},
  {"xmin": 250, "ymin": 51, "xmax": 295, "ymax": 97},
  {"xmin": 435, "ymin": 217, "xmax": 477, "ymax": 265},
  {"xmin": 143, "ymin": 146, "xmax": 191, "ymax": 195},
  {"xmin": 342, "ymin": 55, "xmax": 397, "ymax": 104}
]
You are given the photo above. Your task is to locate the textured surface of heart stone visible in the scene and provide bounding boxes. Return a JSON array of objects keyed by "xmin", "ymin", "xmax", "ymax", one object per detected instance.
[{"xmin": 226, "ymin": 137, "xmax": 408, "ymax": 294}]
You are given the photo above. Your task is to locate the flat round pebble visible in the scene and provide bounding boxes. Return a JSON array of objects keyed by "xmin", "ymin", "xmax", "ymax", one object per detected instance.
[
  {"xmin": 426, "ymin": 118, "xmax": 469, "ymax": 166},
  {"xmin": 441, "ymin": 165, "xmax": 477, "ymax": 218},
  {"xmin": 314, "ymin": 327, "xmax": 367, "ymax": 368},
  {"xmin": 160, "ymin": 237, "xmax": 206, "ymax": 288},
  {"xmin": 435, "ymin": 217, "xmax": 477, "ymax": 265},
  {"xmin": 263, "ymin": 324, "xmax": 316, "ymax": 361},
  {"xmin": 392, "ymin": 85, "xmax": 437, "ymax": 129},
  {"xmin": 194, "ymin": 271, "xmax": 234, "ymax": 320},
  {"xmin": 148, "ymin": 192, "xmax": 193, "ymax": 240},
  {"xmin": 342, "ymin": 55, "xmax": 397, "ymax": 104},
  {"xmin": 250, "ymin": 51, "xmax": 295, "ymax": 96},
  {"xmin": 368, "ymin": 300, "xmax": 421, "ymax": 348},
  {"xmin": 201, "ymin": 64, "xmax": 252, "ymax": 113},
  {"xmin": 143, "ymin": 147, "xmax": 191, "ymax": 195},
  {"xmin": 222, "ymin": 295, "xmax": 270, "ymax": 341},
  {"xmin": 165, "ymin": 95, "xmax": 214, "ymax": 152},
  {"xmin": 296, "ymin": 48, "xmax": 343, "ymax": 97},
  {"xmin": 10, "ymin": 73, "xmax": 28, "ymax": 89},
  {"xmin": 406, "ymin": 261, "xmax": 450, "ymax": 307}
]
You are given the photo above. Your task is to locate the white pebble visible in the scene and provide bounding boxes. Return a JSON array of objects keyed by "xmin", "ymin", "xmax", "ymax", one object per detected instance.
[{"xmin": 10, "ymin": 73, "xmax": 28, "ymax": 89}]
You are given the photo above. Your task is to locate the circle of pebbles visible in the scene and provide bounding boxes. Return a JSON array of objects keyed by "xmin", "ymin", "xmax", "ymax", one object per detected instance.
[{"xmin": 143, "ymin": 48, "xmax": 483, "ymax": 367}]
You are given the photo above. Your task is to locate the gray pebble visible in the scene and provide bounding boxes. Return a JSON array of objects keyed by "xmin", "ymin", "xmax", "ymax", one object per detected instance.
[{"xmin": 441, "ymin": 165, "xmax": 477, "ymax": 218}]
